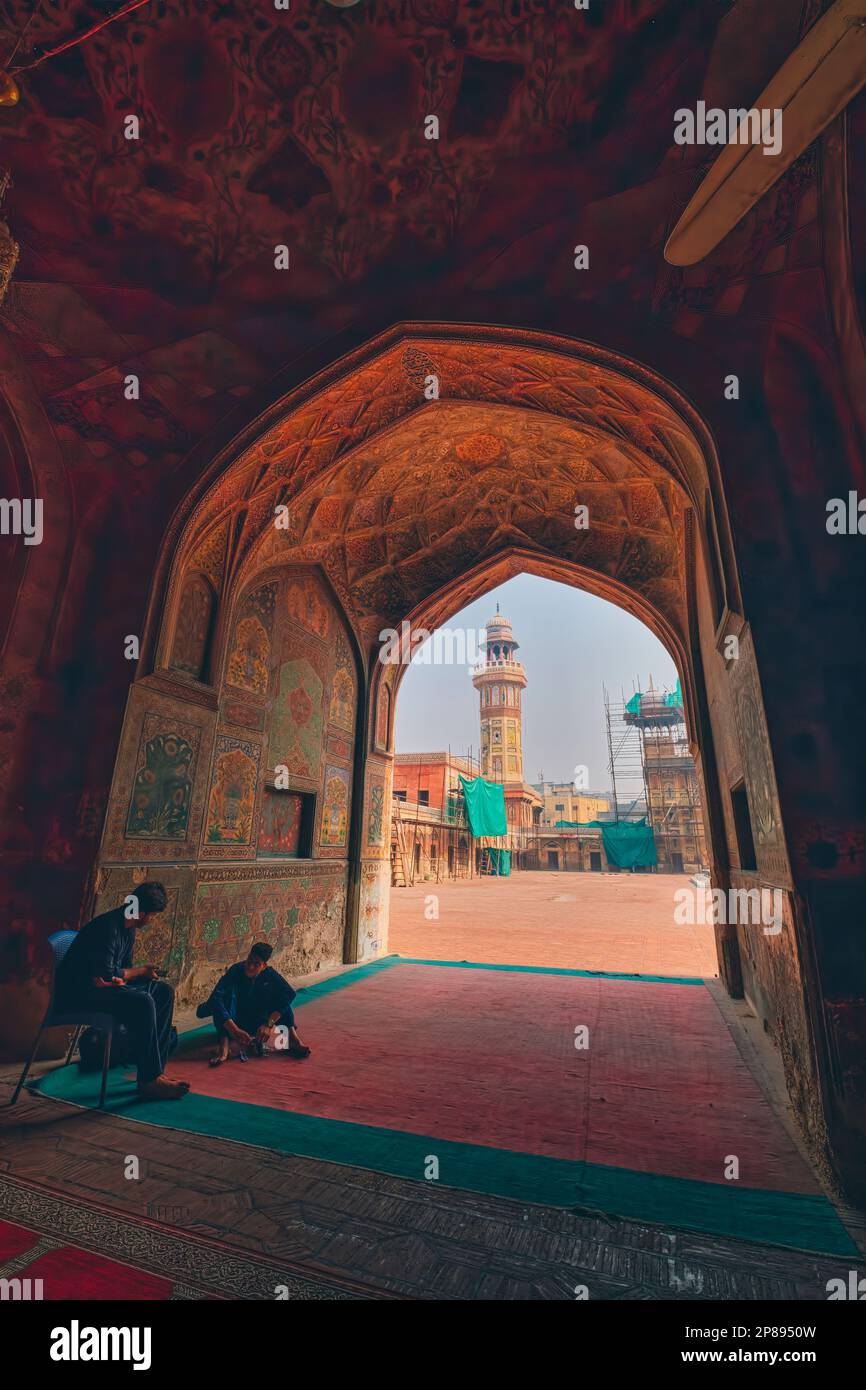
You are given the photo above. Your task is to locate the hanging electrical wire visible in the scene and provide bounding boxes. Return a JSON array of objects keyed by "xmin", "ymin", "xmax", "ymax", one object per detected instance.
[{"xmin": 1, "ymin": 0, "xmax": 151, "ymax": 105}]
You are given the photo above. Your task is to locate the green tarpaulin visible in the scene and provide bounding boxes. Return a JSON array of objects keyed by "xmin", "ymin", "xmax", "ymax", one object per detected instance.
[
  {"xmin": 486, "ymin": 848, "xmax": 512, "ymax": 876},
  {"xmin": 458, "ymin": 775, "xmax": 508, "ymax": 838},
  {"xmin": 625, "ymin": 681, "xmax": 683, "ymax": 717},
  {"xmin": 599, "ymin": 820, "xmax": 657, "ymax": 869},
  {"xmin": 554, "ymin": 817, "xmax": 657, "ymax": 869}
]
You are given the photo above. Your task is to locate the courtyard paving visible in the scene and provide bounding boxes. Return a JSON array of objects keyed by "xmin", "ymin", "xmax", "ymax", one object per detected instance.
[{"xmin": 389, "ymin": 870, "xmax": 719, "ymax": 978}]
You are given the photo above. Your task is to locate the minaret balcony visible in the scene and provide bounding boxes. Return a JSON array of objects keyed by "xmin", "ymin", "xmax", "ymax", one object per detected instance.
[{"xmin": 471, "ymin": 659, "xmax": 527, "ymax": 681}]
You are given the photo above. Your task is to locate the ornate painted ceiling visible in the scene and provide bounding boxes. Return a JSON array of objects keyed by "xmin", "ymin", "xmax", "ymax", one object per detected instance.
[
  {"xmin": 2, "ymin": 0, "xmax": 732, "ymax": 301},
  {"xmin": 253, "ymin": 396, "xmax": 687, "ymax": 643},
  {"xmin": 153, "ymin": 329, "xmax": 703, "ymax": 662},
  {"xmin": 0, "ymin": 0, "xmax": 819, "ymax": 496}
]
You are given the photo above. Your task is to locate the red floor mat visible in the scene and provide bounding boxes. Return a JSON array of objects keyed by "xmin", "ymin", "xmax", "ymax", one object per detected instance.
[
  {"xmin": 168, "ymin": 962, "xmax": 819, "ymax": 1194},
  {"xmin": 0, "ymin": 1219, "xmax": 173, "ymax": 1299}
]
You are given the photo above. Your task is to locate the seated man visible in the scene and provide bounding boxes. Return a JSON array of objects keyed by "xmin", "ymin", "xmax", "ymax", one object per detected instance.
[
  {"xmin": 196, "ymin": 942, "xmax": 310, "ymax": 1066},
  {"xmin": 56, "ymin": 881, "xmax": 190, "ymax": 1101}
]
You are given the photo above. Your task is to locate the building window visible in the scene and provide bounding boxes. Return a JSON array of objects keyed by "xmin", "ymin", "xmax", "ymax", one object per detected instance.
[
  {"xmin": 555, "ymin": 803, "xmax": 564, "ymax": 813},
  {"xmin": 730, "ymin": 781, "xmax": 757, "ymax": 871},
  {"xmin": 418, "ymin": 789, "xmax": 429, "ymax": 806},
  {"xmin": 259, "ymin": 788, "xmax": 315, "ymax": 859},
  {"xmin": 394, "ymin": 789, "xmax": 407, "ymax": 802}
]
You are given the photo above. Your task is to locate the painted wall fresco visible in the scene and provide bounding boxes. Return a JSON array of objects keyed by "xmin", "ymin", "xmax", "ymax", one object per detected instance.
[
  {"xmin": 100, "ymin": 683, "xmax": 218, "ymax": 864},
  {"xmin": 329, "ymin": 634, "xmax": 356, "ymax": 732},
  {"xmin": 170, "ymin": 573, "xmax": 213, "ymax": 680},
  {"xmin": 226, "ymin": 582, "xmax": 276, "ymax": 696},
  {"xmin": 205, "ymin": 735, "xmax": 260, "ymax": 847},
  {"xmin": 184, "ymin": 866, "xmax": 347, "ymax": 1004},
  {"xmin": 259, "ymin": 788, "xmax": 303, "ymax": 857},
  {"xmin": 268, "ymin": 658, "xmax": 323, "ymax": 779},
  {"xmin": 286, "ymin": 578, "xmax": 332, "ymax": 639},
  {"xmin": 126, "ymin": 727, "xmax": 194, "ymax": 838},
  {"xmin": 320, "ymin": 764, "xmax": 350, "ymax": 848},
  {"xmin": 327, "ymin": 730, "xmax": 353, "ymax": 761},
  {"xmin": 375, "ymin": 679, "xmax": 391, "ymax": 752},
  {"xmin": 96, "ymin": 570, "xmax": 360, "ymax": 1007},
  {"xmin": 222, "ymin": 700, "xmax": 266, "ymax": 732},
  {"xmin": 364, "ymin": 765, "xmax": 389, "ymax": 856},
  {"xmin": 358, "ymin": 860, "xmax": 390, "ymax": 961}
]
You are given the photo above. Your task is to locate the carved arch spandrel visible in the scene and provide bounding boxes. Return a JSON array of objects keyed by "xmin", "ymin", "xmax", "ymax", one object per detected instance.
[{"xmin": 140, "ymin": 326, "xmax": 741, "ymax": 674}]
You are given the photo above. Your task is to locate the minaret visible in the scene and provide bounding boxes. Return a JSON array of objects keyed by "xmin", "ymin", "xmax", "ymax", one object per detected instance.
[{"xmin": 472, "ymin": 605, "xmax": 527, "ymax": 784}]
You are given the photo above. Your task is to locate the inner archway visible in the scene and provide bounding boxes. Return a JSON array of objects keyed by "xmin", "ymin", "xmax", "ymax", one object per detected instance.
[
  {"xmin": 91, "ymin": 324, "xmax": 813, "ymax": 1170},
  {"xmin": 389, "ymin": 573, "xmax": 717, "ymax": 981}
]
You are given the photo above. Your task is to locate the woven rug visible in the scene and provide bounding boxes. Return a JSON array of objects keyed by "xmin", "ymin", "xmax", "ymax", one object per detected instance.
[{"xmin": 33, "ymin": 956, "xmax": 856, "ymax": 1257}]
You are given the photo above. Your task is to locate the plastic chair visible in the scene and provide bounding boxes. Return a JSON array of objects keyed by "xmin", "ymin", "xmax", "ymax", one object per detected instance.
[{"xmin": 9, "ymin": 929, "xmax": 115, "ymax": 1109}]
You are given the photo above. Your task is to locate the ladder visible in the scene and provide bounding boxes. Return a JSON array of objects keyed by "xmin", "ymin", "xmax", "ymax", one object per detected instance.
[{"xmin": 391, "ymin": 805, "xmax": 411, "ymax": 887}]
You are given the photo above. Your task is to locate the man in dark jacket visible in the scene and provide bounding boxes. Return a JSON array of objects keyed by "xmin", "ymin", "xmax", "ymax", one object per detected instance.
[
  {"xmin": 196, "ymin": 941, "xmax": 310, "ymax": 1066},
  {"xmin": 56, "ymin": 882, "xmax": 190, "ymax": 1101}
]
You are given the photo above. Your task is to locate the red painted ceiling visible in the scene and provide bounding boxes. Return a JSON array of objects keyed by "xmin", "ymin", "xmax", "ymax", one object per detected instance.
[{"xmin": 1, "ymin": 1, "xmax": 742, "ymax": 323}]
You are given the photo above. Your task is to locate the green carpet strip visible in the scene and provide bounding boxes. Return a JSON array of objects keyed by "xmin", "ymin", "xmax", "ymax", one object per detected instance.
[
  {"xmin": 35, "ymin": 1080, "xmax": 855, "ymax": 1258},
  {"xmin": 395, "ymin": 956, "xmax": 706, "ymax": 985}
]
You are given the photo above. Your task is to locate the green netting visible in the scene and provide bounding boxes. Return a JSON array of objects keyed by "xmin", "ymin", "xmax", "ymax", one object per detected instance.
[
  {"xmin": 458, "ymin": 775, "xmax": 508, "ymax": 838},
  {"xmin": 665, "ymin": 678, "xmax": 683, "ymax": 710},
  {"xmin": 553, "ymin": 817, "xmax": 657, "ymax": 868},
  {"xmin": 486, "ymin": 848, "xmax": 512, "ymax": 876},
  {"xmin": 625, "ymin": 680, "xmax": 683, "ymax": 716}
]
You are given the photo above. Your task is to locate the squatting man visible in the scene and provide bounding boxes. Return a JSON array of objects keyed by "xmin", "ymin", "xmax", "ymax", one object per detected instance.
[
  {"xmin": 59, "ymin": 885, "xmax": 309, "ymax": 1099},
  {"xmin": 196, "ymin": 940, "xmax": 311, "ymax": 1067}
]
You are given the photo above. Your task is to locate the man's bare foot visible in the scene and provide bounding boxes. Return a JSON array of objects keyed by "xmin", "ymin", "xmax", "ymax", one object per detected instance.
[
  {"xmin": 288, "ymin": 1043, "xmax": 311, "ymax": 1059},
  {"xmin": 209, "ymin": 1050, "xmax": 228, "ymax": 1068},
  {"xmin": 138, "ymin": 1076, "xmax": 190, "ymax": 1101}
]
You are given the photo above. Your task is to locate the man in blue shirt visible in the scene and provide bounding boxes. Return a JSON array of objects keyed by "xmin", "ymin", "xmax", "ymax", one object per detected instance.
[
  {"xmin": 56, "ymin": 881, "xmax": 190, "ymax": 1101},
  {"xmin": 196, "ymin": 941, "xmax": 311, "ymax": 1066}
]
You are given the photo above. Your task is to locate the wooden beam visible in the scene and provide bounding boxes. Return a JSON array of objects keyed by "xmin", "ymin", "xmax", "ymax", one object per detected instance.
[{"xmin": 665, "ymin": 0, "xmax": 866, "ymax": 266}]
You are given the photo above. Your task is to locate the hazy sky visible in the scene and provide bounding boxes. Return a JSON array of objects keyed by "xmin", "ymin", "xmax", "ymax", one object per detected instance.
[{"xmin": 394, "ymin": 575, "xmax": 679, "ymax": 790}]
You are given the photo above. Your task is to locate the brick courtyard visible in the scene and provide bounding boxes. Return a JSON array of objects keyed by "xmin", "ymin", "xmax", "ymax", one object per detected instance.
[{"xmin": 389, "ymin": 870, "xmax": 719, "ymax": 978}]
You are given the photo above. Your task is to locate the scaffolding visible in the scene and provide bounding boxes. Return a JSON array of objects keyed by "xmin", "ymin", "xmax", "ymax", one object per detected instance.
[
  {"xmin": 604, "ymin": 684, "xmax": 647, "ymax": 824},
  {"xmin": 608, "ymin": 679, "xmax": 706, "ymax": 873}
]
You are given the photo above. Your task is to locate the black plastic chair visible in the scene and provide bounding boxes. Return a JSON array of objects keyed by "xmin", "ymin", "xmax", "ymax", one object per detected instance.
[{"xmin": 9, "ymin": 929, "xmax": 115, "ymax": 1109}]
